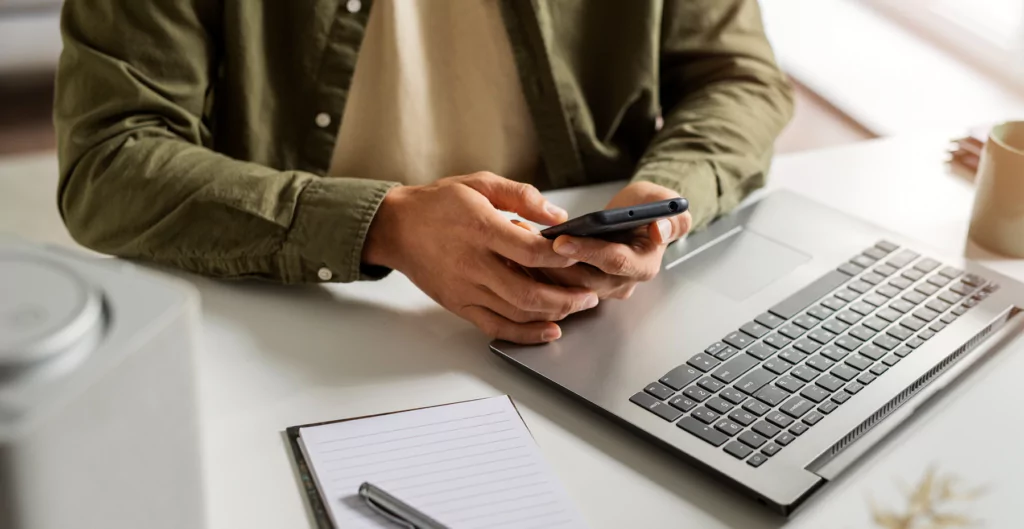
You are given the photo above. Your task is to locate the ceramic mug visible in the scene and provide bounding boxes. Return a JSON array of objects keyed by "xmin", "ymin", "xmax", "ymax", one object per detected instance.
[{"xmin": 968, "ymin": 121, "xmax": 1024, "ymax": 257}]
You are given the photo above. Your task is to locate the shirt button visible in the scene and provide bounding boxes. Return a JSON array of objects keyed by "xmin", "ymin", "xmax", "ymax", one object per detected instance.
[
  {"xmin": 346, "ymin": 0, "xmax": 361, "ymax": 13},
  {"xmin": 314, "ymin": 112, "xmax": 331, "ymax": 128},
  {"xmin": 317, "ymin": 267, "xmax": 334, "ymax": 281}
]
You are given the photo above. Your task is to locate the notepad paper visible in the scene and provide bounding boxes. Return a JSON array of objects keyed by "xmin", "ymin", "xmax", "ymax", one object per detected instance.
[{"xmin": 298, "ymin": 395, "xmax": 587, "ymax": 529}]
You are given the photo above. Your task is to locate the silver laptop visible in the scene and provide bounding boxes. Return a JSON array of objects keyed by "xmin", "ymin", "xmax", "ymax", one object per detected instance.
[{"xmin": 490, "ymin": 190, "xmax": 1024, "ymax": 515}]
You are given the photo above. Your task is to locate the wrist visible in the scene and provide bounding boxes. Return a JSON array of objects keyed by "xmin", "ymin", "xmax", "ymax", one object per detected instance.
[{"xmin": 362, "ymin": 185, "xmax": 412, "ymax": 270}]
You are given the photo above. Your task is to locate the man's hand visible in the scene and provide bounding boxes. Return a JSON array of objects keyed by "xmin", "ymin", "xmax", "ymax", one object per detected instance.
[
  {"xmin": 362, "ymin": 172, "xmax": 600, "ymax": 344},
  {"xmin": 542, "ymin": 181, "xmax": 693, "ymax": 299}
]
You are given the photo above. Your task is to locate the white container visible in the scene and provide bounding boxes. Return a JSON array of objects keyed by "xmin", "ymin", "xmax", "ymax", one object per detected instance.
[{"xmin": 0, "ymin": 236, "xmax": 204, "ymax": 529}]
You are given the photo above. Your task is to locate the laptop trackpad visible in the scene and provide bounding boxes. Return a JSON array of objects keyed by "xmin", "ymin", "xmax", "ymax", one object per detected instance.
[{"xmin": 669, "ymin": 229, "xmax": 811, "ymax": 301}]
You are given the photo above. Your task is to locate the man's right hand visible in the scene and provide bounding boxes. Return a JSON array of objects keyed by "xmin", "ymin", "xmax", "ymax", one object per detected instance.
[{"xmin": 362, "ymin": 172, "xmax": 599, "ymax": 344}]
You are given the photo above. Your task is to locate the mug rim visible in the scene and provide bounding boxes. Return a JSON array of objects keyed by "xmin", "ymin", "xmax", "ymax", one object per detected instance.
[{"xmin": 990, "ymin": 121, "xmax": 1024, "ymax": 155}]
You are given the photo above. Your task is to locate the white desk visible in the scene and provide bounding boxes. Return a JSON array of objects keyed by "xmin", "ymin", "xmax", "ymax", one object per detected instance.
[{"xmin": 2, "ymin": 134, "xmax": 1023, "ymax": 528}]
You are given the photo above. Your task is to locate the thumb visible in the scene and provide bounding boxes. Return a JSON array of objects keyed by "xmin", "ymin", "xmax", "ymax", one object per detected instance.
[
  {"xmin": 462, "ymin": 172, "xmax": 568, "ymax": 225},
  {"xmin": 648, "ymin": 211, "xmax": 693, "ymax": 245}
]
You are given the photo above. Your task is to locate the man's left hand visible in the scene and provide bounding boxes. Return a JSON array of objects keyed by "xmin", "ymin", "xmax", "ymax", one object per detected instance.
[{"xmin": 539, "ymin": 181, "xmax": 693, "ymax": 300}]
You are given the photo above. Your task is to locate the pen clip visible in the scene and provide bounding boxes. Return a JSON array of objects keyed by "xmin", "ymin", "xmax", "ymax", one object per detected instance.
[{"xmin": 360, "ymin": 486, "xmax": 416, "ymax": 529}]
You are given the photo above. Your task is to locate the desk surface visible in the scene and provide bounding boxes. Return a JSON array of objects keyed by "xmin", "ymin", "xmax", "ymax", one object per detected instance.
[{"xmin": 2, "ymin": 135, "xmax": 1023, "ymax": 528}]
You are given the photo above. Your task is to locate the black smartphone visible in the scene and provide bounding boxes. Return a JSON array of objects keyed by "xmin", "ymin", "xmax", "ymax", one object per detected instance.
[{"xmin": 540, "ymin": 198, "xmax": 688, "ymax": 239}]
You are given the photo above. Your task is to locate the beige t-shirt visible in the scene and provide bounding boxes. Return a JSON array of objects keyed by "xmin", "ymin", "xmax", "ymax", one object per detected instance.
[{"xmin": 329, "ymin": 0, "xmax": 541, "ymax": 185}]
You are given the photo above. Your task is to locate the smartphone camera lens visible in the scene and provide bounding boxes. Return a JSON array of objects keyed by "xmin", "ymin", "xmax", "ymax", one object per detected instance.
[
  {"xmin": 628, "ymin": 210, "xmax": 634, "ymax": 217},
  {"xmin": 669, "ymin": 201, "xmax": 679, "ymax": 211}
]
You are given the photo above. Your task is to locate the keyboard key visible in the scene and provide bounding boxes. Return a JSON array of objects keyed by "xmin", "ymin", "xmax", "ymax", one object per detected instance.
[
  {"xmin": 845, "ymin": 354, "xmax": 872, "ymax": 371},
  {"xmin": 800, "ymin": 385, "xmax": 830, "ymax": 403},
  {"xmin": 745, "ymin": 343, "xmax": 776, "ymax": 361},
  {"xmin": 902, "ymin": 291, "xmax": 927, "ymax": 305},
  {"xmin": 889, "ymin": 276, "xmax": 913, "ymax": 290},
  {"xmin": 776, "ymin": 432, "xmax": 796, "ymax": 446},
  {"xmin": 714, "ymin": 346, "xmax": 739, "ymax": 360},
  {"xmin": 822, "ymin": 297, "xmax": 847, "ymax": 311},
  {"xmin": 769, "ymin": 270, "xmax": 850, "ymax": 319},
  {"xmin": 793, "ymin": 314, "xmax": 820, "ymax": 330},
  {"xmin": 669, "ymin": 395, "xmax": 698, "ymax": 412},
  {"xmin": 939, "ymin": 291, "xmax": 963, "ymax": 305},
  {"xmin": 919, "ymin": 329, "xmax": 936, "ymax": 341},
  {"xmin": 848, "ymin": 280, "xmax": 872, "ymax": 294},
  {"xmin": 823, "ymin": 319, "xmax": 850, "ymax": 335},
  {"xmin": 755, "ymin": 312, "xmax": 785, "ymax": 329},
  {"xmin": 712, "ymin": 354, "xmax": 760, "ymax": 383},
  {"xmin": 705, "ymin": 397, "xmax": 734, "ymax": 414},
  {"xmin": 779, "ymin": 324, "xmax": 806, "ymax": 340},
  {"xmin": 723, "ymin": 331, "xmax": 753, "ymax": 350},
  {"xmin": 752, "ymin": 420, "xmax": 781, "ymax": 438},
  {"xmin": 742, "ymin": 399, "xmax": 771, "ymax": 416},
  {"xmin": 747, "ymin": 453, "xmax": 769, "ymax": 467},
  {"xmin": 889, "ymin": 299, "xmax": 914, "ymax": 313},
  {"xmin": 837, "ymin": 311, "xmax": 863, "ymax": 325},
  {"xmin": 720, "ymin": 387, "xmax": 747, "ymax": 404},
  {"xmin": 687, "ymin": 353, "xmax": 721, "ymax": 372},
  {"xmin": 861, "ymin": 272, "xmax": 885, "ymax": 285},
  {"xmin": 914, "ymin": 258, "xmax": 940, "ymax": 272},
  {"xmin": 724, "ymin": 440, "xmax": 753, "ymax": 459},
  {"xmin": 789, "ymin": 423, "xmax": 810, "ymax": 436},
  {"xmin": 806, "ymin": 355, "xmax": 835, "ymax": 372},
  {"xmin": 859, "ymin": 344, "xmax": 886, "ymax": 360},
  {"xmin": 850, "ymin": 325, "xmax": 877, "ymax": 342},
  {"xmin": 870, "ymin": 364, "xmax": 889, "ymax": 376},
  {"xmin": 739, "ymin": 430, "xmax": 767, "ymax": 448},
  {"xmin": 835, "ymin": 333, "xmax": 864, "ymax": 352},
  {"xmin": 692, "ymin": 407, "xmax": 720, "ymax": 424},
  {"xmin": 857, "ymin": 373, "xmax": 876, "ymax": 385},
  {"xmin": 729, "ymin": 409, "xmax": 757, "ymax": 426},
  {"xmin": 816, "ymin": 374, "xmax": 845, "ymax": 392},
  {"xmin": 821, "ymin": 345, "xmax": 848, "ymax": 362},
  {"xmin": 886, "ymin": 249, "xmax": 919, "ymax": 268},
  {"xmin": 715, "ymin": 419, "xmax": 743, "ymax": 437},
  {"xmin": 913, "ymin": 308, "xmax": 940, "ymax": 322},
  {"xmin": 754, "ymin": 386, "xmax": 788, "ymax": 406},
  {"xmin": 863, "ymin": 293, "xmax": 888, "ymax": 307},
  {"xmin": 845, "ymin": 382, "xmax": 865, "ymax": 394},
  {"xmin": 900, "ymin": 316, "xmax": 927, "ymax": 331},
  {"xmin": 876, "ymin": 285, "xmax": 901, "ymax": 298},
  {"xmin": 677, "ymin": 416, "xmax": 729, "ymax": 446},
  {"xmin": 894, "ymin": 345, "xmax": 914, "ymax": 357},
  {"xmin": 778, "ymin": 348, "xmax": 807, "ymax": 364},
  {"xmin": 876, "ymin": 308, "xmax": 902, "ymax": 322},
  {"xmin": 832, "ymin": 392, "xmax": 851, "ymax": 404},
  {"xmin": 763, "ymin": 357, "xmax": 793, "ymax": 375},
  {"xmin": 683, "ymin": 386, "xmax": 712, "ymax": 402},
  {"xmin": 630, "ymin": 392, "xmax": 684, "ymax": 421},
  {"xmin": 830, "ymin": 364, "xmax": 860, "ymax": 381},
  {"xmin": 872, "ymin": 335, "xmax": 901, "ymax": 351},
  {"xmin": 775, "ymin": 375, "xmax": 805, "ymax": 393},
  {"xmin": 766, "ymin": 411, "xmax": 794, "ymax": 429},
  {"xmin": 864, "ymin": 247, "xmax": 889, "ymax": 260},
  {"xmin": 851, "ymin": 254, "xmax": 876, "ymax": 268},
  {"xmin": 882, "ymin": 354, "xmax": 901, "ymax": 366},
  {"xmin": 794, "ymin": 338, "xmax": 822, "ymax": 355},
  {"xmin": 914, "ymin": 282, "xmax": 940, "ymax": 296},
  {"xmin": 873, "ymin": 264, "xmax": 898, "ymax": 276},
  {"xmin": 952, "ymin": 305, "xmax": 969, "ymax": 316},
  {"xmin": 807, "ymin": 329, "xmax": 836, "ymax": 344},
  {"xmin": 940, "ymin": 313, "xmax": 957, "ymax": 324},
  {"xmin": 660, "ymin": 365, "xmax": 702, "ymax": 390},
  {"xmin": 740, "ymin": 321, "xmax": 770, "ymax": 339},
  {"xmin": 939, "ymin": 266, "xmax": 962, "ymax": 279},
  {"xmin": 818, "ymin": 401, "xmax": 839, "ymax": 414},
  {"xmin": 763, "ymin": 333, "xmax": 792, "ymax": 349},
  {"xmin": 863, "ymin": 317, "xmax": 889, "ymax": 332},
  {"xmin": 926, "ymin": 299, "xmax": 952, "ymax": 313},
  {"xmin": 705, "ymin": 342, "xmax": 728, "ymax": 355},
  {"xmin": 761, "ymin": 443, "xmax": 782, "ymax": 456},
  {"xmin": 807, "ymin": 305, "xmax": 834, "ymax": 320},
  {"xmin": 735, "ymin": 368, "xmax": 775, "ymax": 395},
  {"xmin": 962, "ymin": 273, "xmax": 986, "ymax": 287},
  {"xmin": 929, "ymin": 321, "xmax": 947, "ymax": 333},
  {"xmin": 644, "ymin": 382, "xmax": 675, "ymax": 400},
  {"xmin": 902, "ymin": 268, "xmax": 925, "ymax": 281},
  {"xmin": 876, "ymin": 240, "xmax": 899, "ymax": 252},
  {"xmin": 950, "ymin": 282, "xmax": 974, "ymax": 296},
  {"xmin": 927, "ymin": 274, "xmax": 951, "ymax": 288},
  {"xmin": 790, "ymin": 365, "xmax": 820, "ymax": 382},
  {"xmin": 780, "ymin": 396, "xmax": 814, "ymax": 418},
  {"xmin": 887, "ymin": 325, "xmax": 912, "ymax": 341},
  {"xmin": 803, "ymin": 411, "xmax": 825, "ymax": 426}
]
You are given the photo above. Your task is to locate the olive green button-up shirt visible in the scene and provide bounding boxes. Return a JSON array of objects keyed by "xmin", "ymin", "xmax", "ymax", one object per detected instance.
[{"xmin": 55, "ymin": 0, "xmax": 793, "ymax": 284}]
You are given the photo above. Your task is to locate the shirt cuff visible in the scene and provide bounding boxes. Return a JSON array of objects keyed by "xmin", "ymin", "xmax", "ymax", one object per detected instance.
[
  {"xmin": 286, "ymin": 176, "xmax": 399, "ymax": 283},
  {"xmin": 632, "ymin": 160, "xmax": 719, "ymax": 230}
]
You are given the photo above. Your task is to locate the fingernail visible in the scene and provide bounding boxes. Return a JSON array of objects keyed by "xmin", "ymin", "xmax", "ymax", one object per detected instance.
[
  {"xmin": 583, "ymin": 294, "xmax": 599, "ymax": 310},
  {"xmin": 542, "ymin": 327, "xmax": 562, "ymax": 342},
  {"xmin": 657, "ymin": 219, "xmax": 673, "ymax": 241},
  {"xmin": 544, "ymin": 202, "xmax": 568, "ymax": 220},
  {"xmin": 555, "ymin": 240, "xmax": 578, "ymax": 256}
]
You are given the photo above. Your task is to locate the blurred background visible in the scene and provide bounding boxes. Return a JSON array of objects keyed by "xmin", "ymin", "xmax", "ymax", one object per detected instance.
[{"xmin": 1, "ymin": 0, "xmax": 1021, "ymax": 156}]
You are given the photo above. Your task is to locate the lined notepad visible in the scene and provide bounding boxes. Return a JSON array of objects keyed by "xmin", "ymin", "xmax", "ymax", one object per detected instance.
[{"xmin": 297, "ymin": 395, "xmax": 587, "ymax": 529}]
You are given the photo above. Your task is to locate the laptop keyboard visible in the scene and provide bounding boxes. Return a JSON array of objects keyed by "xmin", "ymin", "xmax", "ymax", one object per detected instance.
[{"xmin": 629, "ymin": 240, "xmax": 1000, "ymax": 468}]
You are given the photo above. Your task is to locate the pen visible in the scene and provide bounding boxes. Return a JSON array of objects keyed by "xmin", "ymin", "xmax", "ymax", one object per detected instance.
[{"xmin": 359, "ymin": 482, "xmax": 449, "ymax": 529}]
